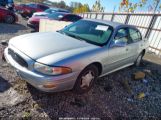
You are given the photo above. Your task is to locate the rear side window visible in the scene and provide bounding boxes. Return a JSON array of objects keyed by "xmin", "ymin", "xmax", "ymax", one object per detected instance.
[
  {"xmin": 62, "ymin": 15, "xmax": 81, "ymax": 22},
  {"xmin": 27, "ymin": 4, "xmax": 37, "ymax": 8},
  {"xmin": 38, "ymin": 5, "xmax": 49, "ymax": 10},
  {"xmin": 129, "ymin": 28, "xmax": 142, "ymax": 42}
]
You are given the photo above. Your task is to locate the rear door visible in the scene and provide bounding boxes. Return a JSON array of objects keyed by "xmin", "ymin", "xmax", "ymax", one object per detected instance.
[{"xmin": 126, "ymin": 28, "xmax": 143, "ymax": 63}]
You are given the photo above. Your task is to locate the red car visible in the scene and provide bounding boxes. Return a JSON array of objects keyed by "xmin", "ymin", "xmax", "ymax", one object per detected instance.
[
  {"xmin": 0, "ymin": 7, "xmax": 18, "ymax": 24},
  {"xmin": 15, "ymin": 3, "xmax": 49, "ymax": 18},
  {"xmin": 27, "ymin": 12, "xmax": 82, "ymax": 31}
]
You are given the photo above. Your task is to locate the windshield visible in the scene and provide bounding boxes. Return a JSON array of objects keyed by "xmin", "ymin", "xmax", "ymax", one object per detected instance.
[
  {"xmin": 60, "ymin": 20, "xmax": 113, "ymax": 46},
  {"xmin": 47, "ymin": 13, "xmax": 65, "ymax": 20},
  {"xmin": 45, "ymin": 9, "xmax": 56, "ymax": 13}
]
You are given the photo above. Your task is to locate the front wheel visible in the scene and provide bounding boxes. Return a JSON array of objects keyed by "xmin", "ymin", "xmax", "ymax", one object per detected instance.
[
  {"xmin": 4, "ymin": 15, "xmax": 15, "ymax": 24},
  {"xmin": 73, "ymin": 65, "xmax": 98, "ymax": 94}
]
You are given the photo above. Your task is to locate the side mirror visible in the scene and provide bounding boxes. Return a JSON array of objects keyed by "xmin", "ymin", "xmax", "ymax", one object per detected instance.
[{"xmin": 111, "ymin": 40, "xmax": 127, "ymax": 47}]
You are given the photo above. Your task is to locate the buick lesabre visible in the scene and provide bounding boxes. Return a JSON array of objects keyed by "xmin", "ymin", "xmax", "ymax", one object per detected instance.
[{"xmin": 4, "ymin": 19, "xmax": 149, "ymax": 94}]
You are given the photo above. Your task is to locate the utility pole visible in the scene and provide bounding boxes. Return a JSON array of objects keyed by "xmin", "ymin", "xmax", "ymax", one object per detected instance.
[{"xmin": 113, "ymin": 5, "xmax": 116, "ymax": 13}]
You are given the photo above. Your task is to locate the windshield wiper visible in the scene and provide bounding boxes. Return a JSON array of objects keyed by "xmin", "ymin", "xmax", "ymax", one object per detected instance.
[
  {"xmin": 66, "ymin": 33, "xmax": 83, "ymax": 40},
  {"xmin": 57, "ymin": 31, "xmax": 91, "ymax": 44},
  {"xmin": 58, "ymin": 31, "xmax": 83, "ymax": 40},
  {"xmin": 57, "ymin": 30, "xmax": 65, "ymax": 35}
]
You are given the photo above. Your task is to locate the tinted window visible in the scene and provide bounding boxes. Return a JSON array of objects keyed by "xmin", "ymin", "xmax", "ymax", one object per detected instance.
[
  {"xmin": 60, "ymin": 20, "xmax": 113, "ymax": 46},
  {"xmin": 129, "ymin": 28, "xmax": 142, "ymax": 42},
  {"xmin": 38, "ymin": 5, "xmax": 49, "ymax": 10},
  {"xmin": 27, "ymin": 4, "xmax": 37, "ymax": 8},
  {"xmin": 62, "ymin": 15, "xmax": 81, "ymax": 22},
  {"xmin": 58, "ymin": 10, "xmax": 69, "ymax": 13}
]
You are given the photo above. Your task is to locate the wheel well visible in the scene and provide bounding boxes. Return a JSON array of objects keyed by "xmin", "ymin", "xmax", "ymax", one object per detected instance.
[
  {"xmin": 142, "ymin": 49, "xmax": 146, "ymax": 55},
  {"xmin": 89, "ymin": 62, "xmax": 102, "ymax": 76}
]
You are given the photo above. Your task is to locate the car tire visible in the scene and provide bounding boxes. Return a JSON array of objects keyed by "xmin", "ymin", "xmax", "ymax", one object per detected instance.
[
  {"xmin": 73, "ymin": 65, "xmax": 98, "ymax": 94},
  {"xmin": 135, "ymin": 52, "xmax": 144, "ymax": 67},
  {"xmin": 4, "ymin": 15, "xmax": 15, "ymax": 24}
]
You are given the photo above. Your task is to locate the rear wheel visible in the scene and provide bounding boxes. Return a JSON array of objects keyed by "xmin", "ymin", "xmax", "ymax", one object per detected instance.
[
  {"xmin": 4, "ymin": 15, "xmax": 15, "ymax": 24},
  {"xmin": 73, "ymin": 65, "xmax": 98, "ymax": 94},
  {"xmin": 135, "ymin": 52, "xmax": 144, "ymax": 66}
]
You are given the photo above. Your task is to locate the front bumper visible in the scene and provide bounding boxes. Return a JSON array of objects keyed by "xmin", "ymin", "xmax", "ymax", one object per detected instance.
[{"xmin": 4, "ymin": 47, "xmax": 79, "ymax": 92}]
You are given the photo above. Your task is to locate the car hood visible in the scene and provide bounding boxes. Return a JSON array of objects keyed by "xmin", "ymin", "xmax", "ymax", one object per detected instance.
[{"xmin": 9, "ymin": 32, "xmax": 99, "ymax": 61}]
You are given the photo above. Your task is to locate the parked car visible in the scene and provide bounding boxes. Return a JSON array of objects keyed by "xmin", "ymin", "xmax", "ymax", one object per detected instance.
[
  {"xmin": 0, "ymin": 0, "xmax": 14, "ymax": 11},
  {"xmin": 32, "ymin": 8, "xmax": 70, "ymax": 17},
  {"xmin": 27, "ymin": 12, "xmax": 82, "ymax": 31},
  {"xmin": 0, "ymin": 6, "xmax": 18, "ymax": 24},
  {"xmin": 0, "ymin": 0, "xmax": 6, "ymax": 7},
  {"xmin": 15, "ymin": 3, "xmax": 49, "ymax": 18},
  {"xmin": 4, "ymin": 19, "xmax": 149, "ymax": 94}
]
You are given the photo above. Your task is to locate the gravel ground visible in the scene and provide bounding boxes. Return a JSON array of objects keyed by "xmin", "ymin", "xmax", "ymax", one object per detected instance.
[{"xmin": 0, "ymin": 16, "xmax": 161, "ymax": 119}]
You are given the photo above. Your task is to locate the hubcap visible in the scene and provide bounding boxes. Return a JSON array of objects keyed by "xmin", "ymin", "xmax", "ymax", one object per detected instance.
[
  {"xmin": 80, "ymin": 71, "xmax": 94, "ymax": 88},
  {"xmin": 6, "ymin": 16, "xmax": 14, "ymax": 23}
]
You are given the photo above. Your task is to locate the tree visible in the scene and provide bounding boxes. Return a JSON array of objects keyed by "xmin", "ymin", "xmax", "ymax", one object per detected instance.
[
  {"xmin": 70, "ymin": 2, "xmax": 82, "ymax": 8},
  {"xmin": 119, "ymin": 0, "xmax": 161, "ymax": 12},
  {"xmin": 58, "ymin": 1, "xmax": 66, "ymax": 8},
  {"xmin": 73, "ymin": 4, "xmax": 90, "ymax": 13},
  {"xmin": 92, "ymin": 0, "xmax": 105, "ymax": 12}
]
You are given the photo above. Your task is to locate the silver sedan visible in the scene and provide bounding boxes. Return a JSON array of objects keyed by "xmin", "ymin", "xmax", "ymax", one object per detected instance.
[{"xmin": 4, "ymin": 19, "xmax": 149, "ymax": 94}]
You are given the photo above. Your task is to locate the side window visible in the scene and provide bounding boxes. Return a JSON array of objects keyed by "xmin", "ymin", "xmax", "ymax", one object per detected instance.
[
  {"xmin": 129, "ymin": 28, "xmax": 142, "ymax": 42},
  {"xmin": 28, "ymin": 4, "xmax": 37, "ymax": 8},
  {"xmin": 62, "ymin": 15, "xmax": 71, "ymax": 21},
  {"xmin": 38, "ymin": 5, "xmax": 48, "ymax": 10},
  {"xmin": 114, "ymin": 28, "xmax": 128, "ymax": 44},
  {"xmin": 71, "ymin": 15, "xmax": 81, "ymax": 21},
  {"xmin": 62, "ymin": 15, "xmax": 81, "ymax": 22}
]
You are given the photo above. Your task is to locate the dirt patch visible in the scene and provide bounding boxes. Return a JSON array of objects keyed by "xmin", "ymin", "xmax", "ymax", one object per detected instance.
[{"xmin": 0, "ymin": 15, "xmax": 32, "ymax": 41}]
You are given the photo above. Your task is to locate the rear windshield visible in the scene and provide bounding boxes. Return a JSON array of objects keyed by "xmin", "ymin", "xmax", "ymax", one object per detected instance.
[{"xmin": 47, "ymin": 13, "xmax": 66, "ymax": 20}]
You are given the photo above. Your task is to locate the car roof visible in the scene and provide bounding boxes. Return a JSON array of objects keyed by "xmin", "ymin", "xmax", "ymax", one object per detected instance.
[{"xmin": 84, "ymin": 19, "xmax": 135, "ymax": 29}]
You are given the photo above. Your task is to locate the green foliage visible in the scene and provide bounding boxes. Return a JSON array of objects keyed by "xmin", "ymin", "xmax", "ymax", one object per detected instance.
[
  {"xmin": 119, "ymin": 0, "xmax": 161, "ymax": 12},
  {"xmin": 73, "ymin": 4, "xmax": 90, "ymax": 13},
  {"xmin": 22, "ymin": 111, "xmax": 31, "ymax": 119},
  {"xmin": 92, "ymin": 0, "xmax": 105, "ymax": 12}
]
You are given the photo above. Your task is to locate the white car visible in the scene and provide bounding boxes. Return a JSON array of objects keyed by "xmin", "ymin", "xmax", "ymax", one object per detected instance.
[{"xmin": 32, "ymin": 8, "xmax": 70, "ymax": 17}]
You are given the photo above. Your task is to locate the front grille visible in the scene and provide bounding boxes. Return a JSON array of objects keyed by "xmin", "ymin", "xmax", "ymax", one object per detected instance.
[{"xmin": 8, "ymin": 48, "xmax": 28, "ymax": 68}]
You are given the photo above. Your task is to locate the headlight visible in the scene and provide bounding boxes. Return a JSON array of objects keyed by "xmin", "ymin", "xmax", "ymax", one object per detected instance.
[{"xmin": 34, "ymin": 62, "xmax": 72, "ymax": 75}]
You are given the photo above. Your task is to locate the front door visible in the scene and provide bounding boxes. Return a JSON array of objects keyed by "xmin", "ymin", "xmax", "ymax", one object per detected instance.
[{"xmin": 103, "ymin": 28, "xmax": 130, "ymax": 73}]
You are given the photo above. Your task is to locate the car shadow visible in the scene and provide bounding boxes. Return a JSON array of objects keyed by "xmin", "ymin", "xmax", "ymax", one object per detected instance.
[
  {"xmin": 0, "ymin": 23, "xmax": 27, "ymax": 34},
  {"xmin": 0, "ymin": 76, "xmax": 11, "ymax": 92}
]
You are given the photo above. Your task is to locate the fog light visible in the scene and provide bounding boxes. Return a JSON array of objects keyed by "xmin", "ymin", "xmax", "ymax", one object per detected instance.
[{"xmin": 43, "ymin": 82, "xmax": 56, "ymax": 88}]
